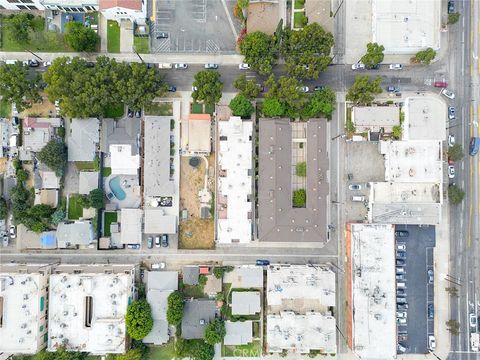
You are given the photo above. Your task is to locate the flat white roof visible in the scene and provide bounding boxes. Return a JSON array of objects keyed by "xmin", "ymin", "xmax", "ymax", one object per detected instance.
[
  {"xmin": 224, "ymin": 321, "xmax": 253, "ymax": 346},
  {"xmin": 217, "ymin": 117, "xmax": 253, "ymax": 244},
  {"xmin": 370, "ymin": 182, "xmax": 441, "ymax": 204},
  {"xmin": 267, "ymin": 265, "xmax": 335, "ymax": 308},
  {"xmin": 267, "ymin": 311, "xmax": 336, "ymax": 353},
  {"xmin": 0, "ymin": 272, "xmax": 49, "ymax": 354},
  {"xmin": 110, "ymin": 144, "xmax": 139, "ymax": 175},
  {"xmin": 120, "ymin": 208, "xmax": 143, "ymax": 244},
  {"xmin": 350, "ymin": 223, "xmax": 396, "ymax": 360},
  {"xmin": 232, "ymin": 291, "xmax": 261, "ymax": 315},
  {"xmin": 380, "ymin": 140, "xmax": 442, "ymax": 183},
  {"xmin": 48, "ymin": 271, "xmax": 133, "ymax": 354},
  {"xmin": 352, "ymin": 106, "xmax": 399, "ymax": 132},
  {"xmin": 404, "ymin": 96, "xmax": 447, "ymax": 141},
  {"xmin": 370, "ymin": 203, "xmax": 442, "ymax": 225},
  {"xmin": 372, "ymin": 0, "xmax": 441, "ymax": 53},
  {"xmin": 144, "ymin": 209, "xmax": 177, "ymax": 234}
]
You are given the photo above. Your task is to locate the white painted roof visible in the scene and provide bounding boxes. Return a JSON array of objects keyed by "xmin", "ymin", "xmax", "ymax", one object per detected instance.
[
  {"xmin": 110, "ymin": 144, "xmax": 139, "ymax": 175},
  {"xmin": 144, "ymin": 209, "xmax": 177, "ymax": 234},
  {"xmin": 404, "ymin": 96, "xmax": 447, "ymax": 141},
  {"xmin": 217, "ymin": 117, "xmax": 253, "ymax": 244},
  {"xmin": 120, "ymin": 208, "xmax": 143, "ymax": 244},
  {"xmin": 350, "ymin": 223, "xmax": 396, "ymax": 360},
  {"xmin": 352, "ymin": 106, "xmax": 399, "ymax": 132},
  {"xmin": 224, "ymin": 321, "xmax": 253, "ymax": 346},
  {"xmin": 232, "ymin": 291, "xmax": 261, "ymax": 315}
]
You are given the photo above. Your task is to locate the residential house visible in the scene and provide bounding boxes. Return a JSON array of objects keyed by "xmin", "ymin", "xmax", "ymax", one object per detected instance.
[
  {"xmin": 181, "ymin": 299, "xmax": 216, "ymax": 340},
  {"xmin": 67, "ymin": 118, "xmax": 100, "ymax": 163},
  {"xmin": 79, "ymin": 171, "xmax": 100, "ymax": 195},
  {"xmin": 56, "ymin": 221, "xmax": 95, "ymax": 249},
  {"xmin": 232, "ymin": 291, "xmax": 261, "ymax": 316},
  {"xmin": 99, "ymin": 0, "xmax": 146, "ymax": 25},
  {"xmin": 19, "ymin": 117, "xmax": 62, "ymax": 161},
  {"xmin": 182, "ymin": 266, "xmax": 199, "ymax": 286},
  {"xmin": 119, "ymin": 208, "xmax": 143, "ymax": 245},
  {"xmin": 224, "ymin": 321, "xmax": 253, "ymax": 346}
]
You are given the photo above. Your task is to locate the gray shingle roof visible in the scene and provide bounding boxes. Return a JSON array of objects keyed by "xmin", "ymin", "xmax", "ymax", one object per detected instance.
[{"xmin": 181, "ymin": 300, "xmax": 216, "ymax": 339}]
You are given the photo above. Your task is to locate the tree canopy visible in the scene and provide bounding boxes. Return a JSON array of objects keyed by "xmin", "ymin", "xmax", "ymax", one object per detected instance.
[
  {"xmin": 239, "ymin": 31, "xmax": 278, "ymax": 75},
  {"xmin": 88, "ymin": 188, "xmax": 104, "ymax": 209},
  {"xmin": 360, "ymin": 42, "xmax": 385, "ymax": 68},
  {"xmin": 64, "ymin": 21, "xmax": 99, "ymax": 52},
  {"xmin": 448, "ymin": 184, "xmax": 465, "ymax": 205},
  {"xmin": 262, "ymin": 97, "xmax": 285, "ymax": 117},
  {"xmin": 229, "ymin": 94, "xmax": 254, "ymax": 118},
  {"xmin": 302, "ymin": 87, "xmax": 336, "ymax": 119},
  {"xmin": 125, "ymin": 300, "xmax": 154, "ymax": 340},
  {"xmin": 204, "ymin": 319, "xmax": 226, "ymax": 345},
  {"xmin": 264, "ymin": 75, "xmax": 306, "ymax": 118},
  {"xmin": 448, "ymin": 144, "xmax": 464, "ymax": 161},
  {"xmin": 233, "ymin": 74, "xmax": 260, "ymax": 99},
  {"xmin": 192, "ymin": 70, "xmax": 223, "ymax": 105},
  {"xmin": 0, "ymin": 197, "xmax": 7, "ymax": 219},
  {"xmin": 33, "ymin": 347, "xmax": 85, "ymax": 360},
  {"xmin": 0, "ymin": 62, "xmax": 41, "ymax": 112},
  {"xmin": 448, "ymin": 12, "xmax": 460, "ymax": 24},
  {"xmin": 37, "ymin": 140, "xmax": 67, "ymax": 176},
  {"xmin": 415, "ymin": 48, "xmax": 436, "ymax": 64},
  {"xmin": 346, "ymin": 75, "xmax": 382, "ymax": 105},
  {"xmin": 6, "ymin": 13, "xmax": 34, "ymax": 44},
  {"xmin": 167, "ymin": 291, "xmax": 184, "ymax": 325},
  {"xmin": 281, "ymin": 23, "xmax": 334, "ymax": 79}
]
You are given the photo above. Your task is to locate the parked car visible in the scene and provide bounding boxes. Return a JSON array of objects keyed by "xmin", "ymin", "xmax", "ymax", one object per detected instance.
[
  {"xmin": 256, "ymin": 259, "xmax": 270, "ymax": 266},
  {"xmin": 428, "ymin": 335, "xmax": 436, "ymax": 350},
  {"xmin": 398, "ymin": 335, "xmax": 408, "ymax": 342},
  {"xmin": 11, "ymin": 116, "xmax": 19, "ymax": 127},
  {"xmin": 448, "ymin": 165, "xmax": 455, "ymax": 179},
  {"xmin": 86, "ymin": 62, "xmax": 95, "ymax": 68},
  {"xmin": 3, "ymin": 236, "xmax": 9, "ymax": 247},
  {"xmin": 174, "ymin": 63, "xmax": 188, "ymax": 69},
  {"xmin": 168, "ymin": 85, "xmax": 177, "ymax": 92},
  {"xmin": 434, "ymin": 81, "xmax": 448, "ymax": 88},
  {"xmin": 156, "ymin": 32, "xmax": 169, "ymax": 39},
  {"xmin": 147, "ymin": 236, "xmax": 153, "ymax": 249},
  {"xmin": 397, "ymin": 297, "xmax": 407, "ymax": 304},
  {"xmin": 397, "ymin": 303, "xmax": 409, "ymax": 310},
  {"xmin": 395, "ymin": 230, "xmax": 409, "ymax": 237},
  {"xmin": 448, "ymin": 0, "xmax": 455, "ymax": 14},
  {"xmin": 27, "ymin": 59, "xmax": 40, "ymax": 67},
  {"xmin": 448, "ymin": 134, "xmax": 455, "ymax": 147},
  {"xmin": 396, "ymin": 251, "xmax": 406, "ymax": 259},
  {"xmin": 397, "ymin": 318, "xmax": 407, "ymax": 324},
  {"xmin": 152, "ymin": 262, "xmax": 166, "ymax": 270},
  {"xmin": 161, "ymin": 234, "xmax": 169, "ymax": 248},
  {"xmin": 314, "ymin": 85, "xmax": 325, "ymax": 91},
  {"xmin": 135, "ymin": 110, "xmax": 142, "ymax": 118},
  {"xmin": 397, "ymin": 289, "xmax": 407, "ymax": 297},
  {"xmin": 396, "ymin": 259, "xmax": 405, "ymax": 266},
  {"xmin": 396, "ymin": 311, "xmax": 407, "ymax": 319},
  {"xmin": 441, "ymin": 88, "xmax": 455, "ymax": 99},
  {"xmin": 127, "ymin": 244, "xmax": 140, "ymax": 249},
  {"xmin": 9, "ymin": 225, "xmax": 16, "ymax": 239},
  {"xmin": 428, "ymin": 304, "xmax": 434, "ymax": 319},
  {"xmin": 428, "ymin": 269, "xmax": 434, "ymax": 284},
  {"xmin": 387, "ymin": 85, "xmax": 400, "ymax": 92},
  {"xmin": 397, "ymin": 243, "xmax": 407, "ymax": 251},
  {"xmin": 351, "ymin": 63, "xmax": 366, "ymax": 70},
  {"xmin": 396, "ymin": 274, "xmax": 406, "ymax": 281},
  {"xmin": 351, "ymin": 195, "xmax": 366, "ymax": 202},
  {"xmin": 348, "ymin": 184, "xmax": 362, "ymax": 190},
  {"xmin": 127, "ymin": 108, "xmax": 134, "ymax": 118},
  {"xmin": 396, "ymin": 267, "xmax": 406, "ymax": 274},
  {"xmin": 389, "ymin": 63, "xmax": 403, "ymax": 70},
  {"xmin": 298, "ymin": 86, "xmax": 309, "ymax": 93},
  {"xmin": 448, "ymin": 106, "xmax": 456, "ymax": 120},
  {"xmin": 43, "ymin": 61, "xmax": 52, "ymax": 67},
  {"xmin": 239, "ymin": 63, "xmax": 250, "ymax": 70},
  {"xmin": 469, "ymin": 137, "xmax": 480, "ymax": 156},
  {"xmin": 204, "ymin": 63, "xmax": 218, "ymax": 69},
  {"xmin": 155, "ymin": 235, "xmax": 161, "ymax": 248},
  {"xmin": 470, "ymin": 313, "xmax": 477, "ymax": 328},
  {"xmin": 192, "ymin": 86, "xmax": 198, "ymax": 92}
]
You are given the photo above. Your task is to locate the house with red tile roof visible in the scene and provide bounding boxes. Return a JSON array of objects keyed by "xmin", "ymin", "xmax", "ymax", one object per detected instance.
[{"xmin": 100, "ymin": 0, "xmax": 146, "ymax": 24}]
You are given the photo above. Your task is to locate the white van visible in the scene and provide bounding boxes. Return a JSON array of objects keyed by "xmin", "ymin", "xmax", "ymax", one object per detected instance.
[
  {"xmin": 352, "ymin": 195, "xmax": 366, "ymax": 202},
  {"xmin": 158, "ymin": 63, "xmax": 173, "ymax": 69},
  {"xmin": 397, "ymin": 282, "xmax": 406, "ymax": 289},
  {"xmin": 5, "ymin": 60, "xmax": 17, "ymax": 65}
]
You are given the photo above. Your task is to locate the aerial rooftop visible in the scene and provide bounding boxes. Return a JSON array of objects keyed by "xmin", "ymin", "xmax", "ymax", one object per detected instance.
[
  {"xmin": 352, "ymin": 106, "xmax": 400, "ymax": 133},
  {"xmin": 404, "ymin": 96, "xmax": 447, "ymax": 141}
]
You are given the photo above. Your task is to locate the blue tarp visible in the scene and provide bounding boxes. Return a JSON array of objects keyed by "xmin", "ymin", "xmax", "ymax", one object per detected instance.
[{"xmin": 40, "ymin": 233, "xmax": 56, "ymax": 247}]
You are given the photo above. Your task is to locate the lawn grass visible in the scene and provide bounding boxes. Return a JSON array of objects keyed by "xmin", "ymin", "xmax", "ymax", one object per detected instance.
[
  {"xmin": 205, "ymin": 103, "xmax": 215, "ymax": 115},
  {"xmin": 253, "ymin": 321, "xmax": 260, "ymax": 338},
  {"xmin": 294, "ymin": 12, "xmax": 307, "ymax": 28},
  {"xmin": 75, "ymin": 161, "xmax": 97, "ymax": 171},
  {"xmin": 68, "ymin": 194, "xmax": 84, "ymax": 220},
  {"xmin": 102, "ymin": 167, "xmax": 112, "ymax": 177},
  {"xmin": 107, "ymin": 20, "xmax": 120, "ymax": 53},
  {"xmin": 148, "ymin": 342, "xmax": 175, "ymax": 360},
  {"xmin": 191, "ymin": 103, "xmax": 203, "ymax": 114},
  {"xmin": 104, "ymin": 103, "xmax": 124, "ymax": 118},
  {"xmin": 103, "ymin": 211, "xmax": 117, "ymax": 237},
  {"xmin": 144, "ymin": 102, "xmax": 173, "ymax": 116},
  {"xmin": 0, "ymin": 98, "xmax": 11, "ymax": 118},
  {"xmin": 133, "ymin": 36, "xmax": 150, "ymax": 53},
  {"xmin": 223, "ymin": 340, "xmax": 261, "ymax": 357},
  {"xmin": 0, "ymin": 16, "xmax": 72, "ymax": 52},
  {"xmin": 294, "ymin": 0, "xmax": 305, "ymax": 9}
]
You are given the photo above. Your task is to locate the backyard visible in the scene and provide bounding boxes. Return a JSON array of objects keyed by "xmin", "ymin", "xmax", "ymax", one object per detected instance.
[
  {"xmin": 103, "ymin": 211, "xmax": 117, "ymax": 237},
  {"xmin": 68, "ymin": 194, "xmax": 84, "ymax": 220},
  {"xmin": 107, "ymin": 20, "xmax": 120, "ymax": 53},
  {"xmin": 222, "ymin": 340, "xmax": 261, "ymax": 357},
  {"xmin": 133, "ymin": 36, "xmax": 149, "ymax": 53},
  {"xmin": 147, "ymin": 342, "xmax": 175, "ymax": 360},
  {"xmin": 18, "ymin": 94, "xmax": 55, "ymax": 118},
  {"xmin": 144, "ymin": 102, "xmax": 173, "ymax": 116},
  {"xmin": 0, "ymin": 16, "xmax": 71, "ymax": 52}
]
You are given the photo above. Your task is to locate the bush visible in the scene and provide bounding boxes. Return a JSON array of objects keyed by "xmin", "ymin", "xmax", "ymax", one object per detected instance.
[
  {"xmin": 448, "ymin": 144, "xmax": 464, "ymax": 161},
  {"xmin": 392, "ymin": 125, "xmax": 402, "ymax": 140},
  {"xmin": 125, "ymin": 300, "xmax": 154, "ymax": 340},
  {"xmin": 229, "ymin": 94, "xmax": 254, "ymax": 118},
  {"xmin": 0, "ymin": 197, "xmax": 8, "ymax": 219},
  {"xmin": 204, "ymin": 319, "xmax": 226, "ymax": 345},
  {"xmin": 296, "ymin": 162, "xmax": 307, "ymax": 177},
  {"xmin": 292, "ymin": 189, "xmax": 306, "ymax": 207},
  {"xmin": 88, "ymin": 188, "xmax": 104, "ymax": 209},
  {"xmin": 448, "ymin": 12, "xmax": 460, "ymax": 24},
  {"xmin": 64, "ymin": 21, "xmax": 99, "ymax": 52},
  {"xmin": 415, "ymin": 48, "xmax": 436, "ymax": 64},
  {"xmin": 167, "ymin": 291, "xmax": 184, "ymax": 325},
  {"xmin": 448, "ymin": 184, "xmax": 465, "ymax": 205}
]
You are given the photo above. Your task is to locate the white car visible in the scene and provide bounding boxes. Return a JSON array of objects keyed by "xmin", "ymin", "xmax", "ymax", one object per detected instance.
[
  {"xmin": 397, "ymin": 243, "xmax": 406, "ymax": 251},
  {"xmin": 397, "ymin": 318, "xmax": 407, "ymax": 324},
  {"xmin": 389, "ymin": 63, "xmax": 403, "ymax": 70},
  {"xmin": 299, "ymin": 86, "xmax": 309, "ymax": 93},
  {"xmin": 448, "ymin": 134, "xmax": 455, "ymax": 147},
  {"xmin": 238, "ymin": 63, "xmax": 250, "ymax": 70},
  {"xmin": 470, "ymin": 313, "xmax": 477, "ymax": 328},
  {"xmin": 9, "ymin": 225, "xmax": 16, "ymax": 239},
  {"xmin": 43, "ymin": 61, "xmax": 52, "ymax": 67},
  {"xmin": 396, "ymin": 311, "xmax": 407, "ymax": 318},
  {"xmin": 351, "ymin": 63, "xmax": 366, "ymax": 70},
  {"xmin": 192, "ymin": 86, "xmax": 198, "ymax": 92},
  {"xmin": 174, "ymin": 63, "xmax": 188, "ymax": 69},
  {"xmin": 12, "ymin": 102, "xmax": 18, "ymax": 115},
  {"xmin": 441, "ymin": 88, "xmax": 455, "ymax": 99},
  {"xmin": 448, "ymin": 165, "xmax": 455, "ymax": 178},
  {"xmin": 428, "ymin": 335, "xmax": 436, "ymax": 351},
  {"xmin": 204, "ymin": 63, "xmax": 218, "ymax": 69}
]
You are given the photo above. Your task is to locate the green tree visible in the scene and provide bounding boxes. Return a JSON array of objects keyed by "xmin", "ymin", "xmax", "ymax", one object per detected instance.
[
  {"xmin": 415, "ymin": 48, "xmax": 436, "ymax": 64},
  {"xmin": 233, "ymin": 74, "xmax": 260, "ymax": 99},
  {"xmin": 64, "ymin": 21, "xmax": 99, "ymax": 52},
  {"xmin": 9, "ymin": 183, "xmax": 32, "ymax": 225},
  {"xmin": 266, "ymin": 76, "xmax": 306, "ymax": 118},
  {"xmin": 193, "ymin": 341, "xmax": 215, "ymax": 360},
  {"xmin": 392, "ymin": 125, "xmax": 402, "ymax": 139},
  {"xmin": 33, "ymin": 347, "xmax": 85, "ymax": 360},
  {"xmin": 37, "ymin": 140, "xmax": 67, "ymax": 176},
  {"xmin": 192, "ymin": 70, "xmax": 223, "ymax": 105},
  {"xmin": 110, "ymin": 348, "xmax": 143, "ymax": 360},
  {"xmin": 6, "ymin": 13, "xmax": 33, "ymax": 44},
  {"xmin": 239, "ymin": 31, "xmax": 278, "ymax": 75},
  {"xmin": 293, "ymin": 189, "xmax": 306, "ymax": 208},
  {"xmin": 0, "ymin": 197, "xmax": 8, "ymax": 219},
  {"xmin": 262, "ymin": 97, "xmax": 285, "ymax": 117},
  {"xmin": 0, "ymin": 62, "xmax": 41, "ymax": 112},
  {"xmin": 88, "ymin": 188, "xmax": 104, "ymax": 209},
  {"xmin": 360, "ymin": 42, "xmax": 385, "ymax": 68},
  {"xmin": 51, "ymin": 208, "xmax": 66, "ymax": 225},
  {"xmin": 30, "ymin": 204, "xmax": 55, "ymax": 219},
  {"xmin": 346, "ymin": 75, "xmax": 382, "ymax": 105},
  {"xmin": 125, "ymin": 300, "xmax": 154, "ymax": 340},
  {"xmin": 448, "ymin": 12, "xmax": 461, "ymax": 24},
  {"xmin": 448, "ymin": 144, "xmax": 464, "ymax": 161},
  {"xmin": 16, "ymin": 168, "xmax": 29, "ymax": 182},
  {"xmin": 446, "ymin": 319, "xmax": 460, "ymax": 335},
  {"xmin": 167, "ymin": 291, "xmax": 184, "ymax": 325},
  {"xmin": 281, "ymin": 23, "xmax": 334, "ymax": 79},
  {"xmin": 204, "ymin": 319, "xmax": 226, "ymax": 345},
  {"xmin": 448, "ymin": 184, "xmax": 465, "ymax": 205},
  {"xmin": 229, "ymin": 94, "xmax": 254, "ymax": 118},
  {"xmin": 302, "ymin": 87, "xmax": 336, "ymax": 119},
  {"xmin": 296, "ymin": 162, "xmax": 307, "ymax": 177}
]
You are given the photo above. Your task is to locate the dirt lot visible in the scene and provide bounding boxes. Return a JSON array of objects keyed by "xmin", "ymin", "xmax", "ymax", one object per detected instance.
[
  {"xmin": 0, "ymin": 158, "xmax": 7, "ymax": 174},
  {"xmin": 247, "ymin": 2, "xmax": 279, "ymax": 34},
  {"xmin": 20, "ymin": 94, "xmax": 56, "ymax": 117},
  {"xmin": 179, "ymin": 154, "xmax": 215, "ymax": 249}
]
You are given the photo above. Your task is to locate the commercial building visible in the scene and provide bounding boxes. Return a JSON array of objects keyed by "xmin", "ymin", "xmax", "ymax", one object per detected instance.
[
  {"xmin": 42, "ymin": 0, "xmax": 98, "ymax": 12},
  {"xmin": 0, "ymin": 0, "xmax": 44, "ymax": 10},
  {"xmin": 352, "ymin": 106, "xmax": 400, "ymax": 134},
  {"xmin": 47, "ymin": 264, "xmax": 135, "ymax": 355},
  {"xmin": 403, "ymin": 96, "xmax": 447, "ymax": 141},
  {"xmin": 0, "ymin": 264, "xmax": 51, "ymax": 355},
  {"xmin": 217, "ymin": 117, "xmax": 253, "ymax": 244},
  {"xmin": 258, "ymin": 119, "xmax": 329, "ymax": 243},
  {"xmin": 346, "ymin": 223, "xmax": 396, "ymax": 360}
]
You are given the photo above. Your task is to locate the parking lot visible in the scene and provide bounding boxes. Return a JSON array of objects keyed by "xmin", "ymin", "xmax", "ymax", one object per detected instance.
[
  {"xmin": 396, "ymin": 224, "xmax": 436, "ymax": 354},
  {"xmin": 152, "ymin": 0, "xmax": 240, "ymax": 53}
]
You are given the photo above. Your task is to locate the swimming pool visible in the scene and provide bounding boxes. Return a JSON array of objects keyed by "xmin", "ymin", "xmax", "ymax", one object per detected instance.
[{"xmin": 109, "ymin": 176, "xmax": 126, "ymax": 201}]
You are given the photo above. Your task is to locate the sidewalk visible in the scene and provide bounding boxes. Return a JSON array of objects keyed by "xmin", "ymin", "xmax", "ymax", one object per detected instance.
[{"xmin": 0, "ymin": 51, "xmax": 244, "ymax": 64}]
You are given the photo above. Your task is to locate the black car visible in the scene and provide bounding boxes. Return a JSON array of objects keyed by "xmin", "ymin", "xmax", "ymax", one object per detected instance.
[
  {"xmin": 161, "ymin": 234, "xmax": 168, "ymax": 247},
  {"xmin": 428, "ymin": 304, "xmax": 434, "ymax": 319},
  {"xmin": 314, "ymin": 85, "xmax": 325, "ymax": 91},
  {"xmin": 11, "ymin": 116, "xmax": 19, "ymax": 127},
  {"xmin": 395, "ymin": 230, "xmax": 409, "ymax": 238},
  {"xmin": 127, "ymin": 108, "xmax": 134, "ymax": 118},
  {"xmin": 397, "ymin": 289, "xmax": 407, "ymax": 296},
  {"xmin": 146, "ymin": 63, "xmax": 155, "ymax": 69},
  {"xmin": 397, "ymin": 304, "xmax": 409, "ymax": 310},
  {"xmin": 168, "ymin": 85, "xmax": 177, "ymax": 92},
  {"xmin": 396, "ymin": 259, "xmax": 406, "ymax": 266},
  {"xmin": 28, "ymin": 59, "xmax": 40, "ymax": 67},
  {"xmin": 135, "ymin": 110, "xmax": 142, "ymax": 118},
  {"xmin": 448, "ymin": 1, "xmax": 455, "ymax": 14},
  {"xmin": 156, "ymin": 32, "xmax": 169, "ymax": 39},
  {"xmin": 86, "ymin": 62, "xmax": 95, "ymax": 68},
  {"xmin": 256, "ymin": 259, "xmax": 270, "ymax": 266},
  {"xmin": 396, "ymin": 251, "xmax": 406, "ymax": 259}
]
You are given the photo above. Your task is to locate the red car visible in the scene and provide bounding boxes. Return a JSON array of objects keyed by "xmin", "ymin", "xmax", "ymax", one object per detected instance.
[{"xmin": 434, "ymin": 81, "xmax": 447, "ymax": 88}]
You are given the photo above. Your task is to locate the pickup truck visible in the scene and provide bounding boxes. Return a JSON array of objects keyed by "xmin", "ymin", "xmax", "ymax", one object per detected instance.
[{"xmin": 471, "ymin": 333, "xmax": 479, "ymax": 352}]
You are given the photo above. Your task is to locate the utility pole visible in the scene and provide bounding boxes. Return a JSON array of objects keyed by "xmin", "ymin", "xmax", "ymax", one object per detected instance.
[
  {"xmin": 26, "ymin": 49, "xmax": 42, "ymax": 61},
  {"xmin": 332, "ymin": 133, "xmax": 346, "ymax": 141}
]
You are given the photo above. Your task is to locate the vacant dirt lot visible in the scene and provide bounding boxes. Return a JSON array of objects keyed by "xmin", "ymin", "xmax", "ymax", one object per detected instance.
[
  {"xmin": 179, "ymin": 217, "xmax": 214, "ymax": 249},
  {"xmin": 20, "ymin": 94, "xmax": 55, "ymax": 117},
  {"xmin": 247, "ymin": 2, "xmax": 279, "ymax": 34}
]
